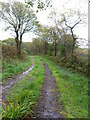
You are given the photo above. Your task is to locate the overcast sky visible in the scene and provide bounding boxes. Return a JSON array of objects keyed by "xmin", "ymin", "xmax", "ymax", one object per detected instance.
[{"xmin": 0, "ymin": 0, "xmax": 88, "ymax": 48}]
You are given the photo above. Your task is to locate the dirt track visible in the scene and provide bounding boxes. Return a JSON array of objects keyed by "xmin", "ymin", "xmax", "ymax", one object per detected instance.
[
  {"xmin": 35, "ymin": 62, "xmax": 63, "ymax": 118},
  {"xmin": 1, "ymin": 61, "xmax": 63, "ymax": 119},
  {"xmin": 1, "ymin": 65, "xmax": 34, "ymax": 101}
]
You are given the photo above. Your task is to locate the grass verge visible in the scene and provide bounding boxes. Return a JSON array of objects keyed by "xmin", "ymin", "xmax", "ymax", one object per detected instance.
[
  {"xmin": 44, "ymin": 54, "xmax": 88, "ymax": 76},
  {"xmin": 2, "ymin": 56, "xmax": 44, "ymax": 119},
  {"xmin": 40, "ymin": 56, "xmax": 88, "ymax": 118},
  {"xmin": 2, "ymin": 56, "xmax": 32, "ymax": 84}
]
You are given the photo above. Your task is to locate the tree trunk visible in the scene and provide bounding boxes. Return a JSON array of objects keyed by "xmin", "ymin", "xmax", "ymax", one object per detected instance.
[
  {"xmin": 72, "ymin": 39, "xmax": 75, "ymax": 58},
  {"xmin": 38, "ymin": 47, "xmax": 40, "ymax": 53},
  {"xmin": 45, "ymin": 41, "xmax": 47, "ymax": 54},
  {"xmin": 19, "ymin": 35, "xmax": 22, "ymax": 57},
  {"xmin": 15, "ymin": 30, "xmax": 20, "ymax": 58},
  {"xmin": 15, "ymin": 35, "xmax": 22, "ymax": 58},
  {"xmin": 18, "ymin": 42, "xmax": 21, "ymax": 57},
  {"xmin": 64, "ymin": 41, "xmax": 67, "ymax": 60},
  {"xmin": 71, "ymin": 29, "xmax": 76, "ymax": 58},
  {"xmin": 15, "ymin": 40, "xmax": 21, "ymax": 58},
  {"xmin": 15, "ymin": 29, "xmax": 23, "ymax": 58},
  {"xmin": 54, "ymin": 39, "xmax": 57, "ymax": 56},
  {"xmin": 15, "ymin": 38, "xmax": 19, "ymax": 57}
]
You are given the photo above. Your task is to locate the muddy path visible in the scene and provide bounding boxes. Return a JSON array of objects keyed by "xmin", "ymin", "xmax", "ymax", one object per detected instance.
[
  {"xmin": 0, "ymin": 64, "xmax": 34, "ymax": 101},
  {"xmin": 35, "ymin": 62, "xmax": 63, "ymax": 119}
]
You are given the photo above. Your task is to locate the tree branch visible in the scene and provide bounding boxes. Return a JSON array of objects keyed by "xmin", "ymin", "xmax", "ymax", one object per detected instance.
[{"xmin": 72, "ymin": 19, "xmax": 82, "ymax": 29}]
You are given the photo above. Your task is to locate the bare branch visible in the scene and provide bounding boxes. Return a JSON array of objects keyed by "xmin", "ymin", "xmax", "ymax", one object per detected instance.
[
  {"xmin": 72, "ymin": 19, "xmax": 82, "ymax": 29},
  {"xmin": 76, "ymin": 37, "xmax": 88, "ymax": 41}
]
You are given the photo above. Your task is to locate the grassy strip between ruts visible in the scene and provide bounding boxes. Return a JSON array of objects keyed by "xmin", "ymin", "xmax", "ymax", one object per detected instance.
[
  {"xmin": 2, "ymin": 56, "xmax": 32, "ymax": 84},
  {"xmin": 39, "ymin": 56, "xmax": 88, "ymax": 118},
  {"xmin": 2, "ymin": 56, "xmax": 44, "ymax": 119}
]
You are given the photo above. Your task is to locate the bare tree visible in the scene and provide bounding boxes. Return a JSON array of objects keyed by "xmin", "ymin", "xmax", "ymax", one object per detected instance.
[
  {"xmin": 63, "ymin": 17, "xmax": 81, "ymax": 57},
  {"xmin": 62, "ymin": 10, "xmax": 86, "ymax": 57},
  {"xmin": 0, "ymin": 1, "xmax": 37, "ymax": 57}
]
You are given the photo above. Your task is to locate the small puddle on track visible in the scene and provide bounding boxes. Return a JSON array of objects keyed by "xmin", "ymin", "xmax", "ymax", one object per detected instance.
[{"xmin": 0, "ymin": 65, "xmax": 34, "ymax": 95}]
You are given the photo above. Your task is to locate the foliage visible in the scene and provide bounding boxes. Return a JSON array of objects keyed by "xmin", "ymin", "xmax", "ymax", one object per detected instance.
[
  {"xmin": 2, "ymin": 43, "xmax": 33, "ymax": 84},
  {"xmin": 0, "ymin": 1, "xmax": 38, "ymax": 56},
  {"xmin": 40, "ymin": 56, "xmax": 88, "ymax": 118},
  {"xmin": 59, "ymin": 34, "xmax": 75, "ymax": 54},
  {"xmin": 44, "ymin": 51, "xmax": 88, "ymax": 76},
  {"xmin": 2, "ymin": 43, "xmax": 27, "ymax": 59},
  {"xmin": 22, "ymin": 42, "xmax": 33, "ymax": 54},
  {"xmin": 26, "ymin": 0, "xmax": 52, "ymax": 12},
  {"xmin": 2, "ymin": 38, "xmax": 16, "ymax": 46},
  {"xmin": 32, "ymin": 38, "xmax": 46, "ymax": 54},
  {"xmin": 49, "ymin": 8, "xmax": 87, "ymax": 57},
  {"xmin": 22, "ymin": 27, "xmax": 88, "ymax": 75}
]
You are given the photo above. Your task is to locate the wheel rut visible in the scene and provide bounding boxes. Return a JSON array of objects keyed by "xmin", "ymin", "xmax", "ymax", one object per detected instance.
[
  {"xmin": 35, "ymin": 62, "xmax": 63, "ymax": 119},
  {"xmin": 0, "ymin": 64, "xmax": 34, "ymax": 102}
]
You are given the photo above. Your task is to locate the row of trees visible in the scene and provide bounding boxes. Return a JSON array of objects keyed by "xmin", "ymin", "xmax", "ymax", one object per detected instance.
[
  {"xmin": 31, "ymin": 9, "xmax": 86, "ymax": 59},
  {"xmin": 0, "ymin": 0, "xmax": 87, "ymax": 58},
  {"xmin": 0, "ymin": 0, "xmax": 51, "ymax": 57},
  {"xmin": 27, "ymin": 25, "xmax": 77, "ymax": 59}
]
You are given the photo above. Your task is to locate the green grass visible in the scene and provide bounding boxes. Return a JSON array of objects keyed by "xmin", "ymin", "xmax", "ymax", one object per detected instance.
[
  {"xmin": 44, "ymin": 54, "xmax": 88, "ymax": 76},
  {"xmin": 1, "ymin": 55, "xmax": 88, "ymax": 118},
  {"xmin": 2, "ymin": 56, "xmax": 32, "ymax": 84},
  {"xmin": 2, "ymin": 56, "xmax": 44, "ymax": 119},
  {"xmin": 39, "ymin": 56, "xmax": 88, "ymax": 118}
]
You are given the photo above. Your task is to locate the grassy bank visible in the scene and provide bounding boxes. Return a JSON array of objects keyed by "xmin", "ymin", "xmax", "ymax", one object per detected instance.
[
  {"xmin": 2, "ymin": 56, "xmax": 44, "ymax": 119},
  {"xmin": 2, "ymin": 43, "xmax": 30, "ymax": 84},
  {"xmin": 43, "ymin": 53, "xmax": 88, "ymax": 76},
  {"xmin": 2, "ymin": 56, "xmax": 32, "ymax": 84},
  {"xmin": 40, "ymin": 56, "xmax": 88, "ymax": 118}
]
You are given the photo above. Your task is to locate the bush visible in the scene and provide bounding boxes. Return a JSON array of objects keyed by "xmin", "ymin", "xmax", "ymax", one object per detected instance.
[{"xmin": 2, "ymin": 44, "xmax": 27, "ymax": 59}]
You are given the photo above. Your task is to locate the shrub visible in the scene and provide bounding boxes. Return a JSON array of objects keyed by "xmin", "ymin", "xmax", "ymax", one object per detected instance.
[{"xmin": 2, "ymin": 44, "xmax": 27, "ymax": 59}]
